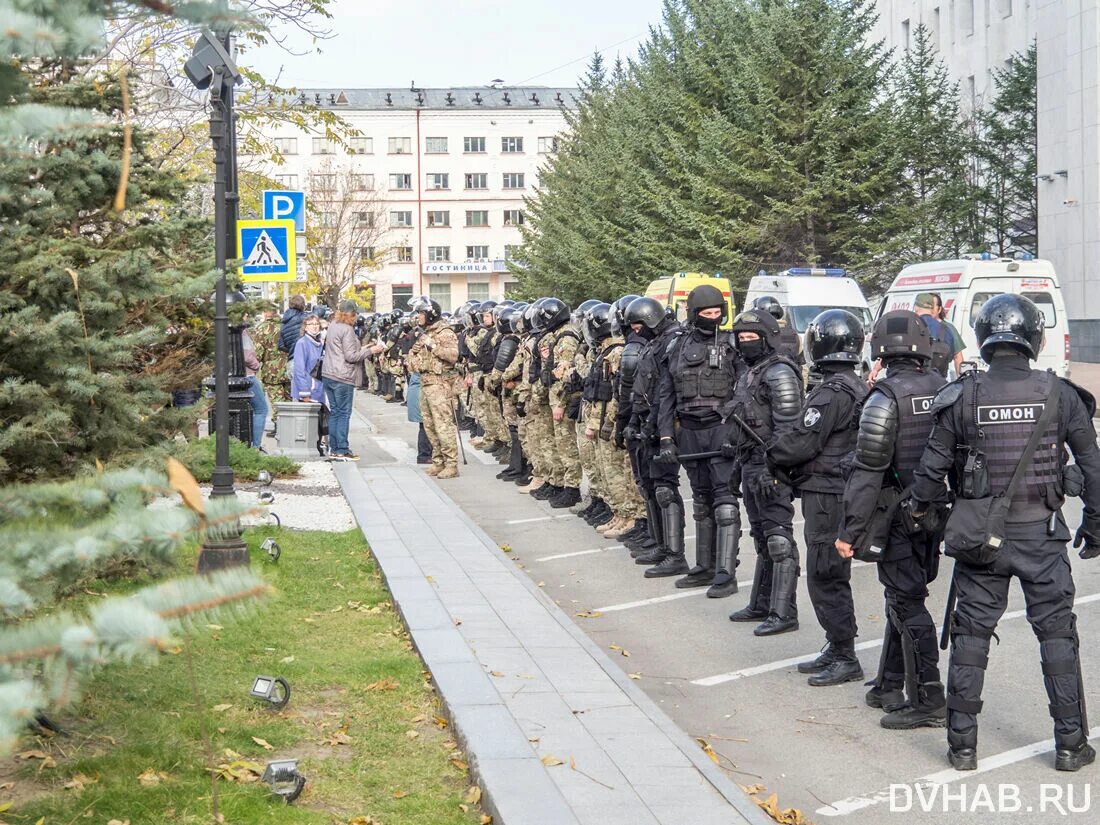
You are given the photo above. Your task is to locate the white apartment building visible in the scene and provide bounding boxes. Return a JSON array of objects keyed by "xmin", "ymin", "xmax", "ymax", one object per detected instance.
[
  {"xmin": 871, "ymin": 0, "xmax": 1100, "ymax": 360},
  {"xmin": 256, "ymin": 86, "xmax": 575, "ymax": 313}
]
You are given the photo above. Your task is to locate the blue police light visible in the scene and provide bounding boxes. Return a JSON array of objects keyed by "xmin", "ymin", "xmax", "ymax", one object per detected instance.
[
  {"xmin": 980, "ymin": 252, "xmax": 994, "ymax": 260},
  {"xmin": 784, "ymin": 267, "xmax": 848, "ymax": 277}
]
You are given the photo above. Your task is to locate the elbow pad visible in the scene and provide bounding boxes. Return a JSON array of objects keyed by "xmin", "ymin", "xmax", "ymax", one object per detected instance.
[
  {"xmin": 493, "ymin": 336, "xmax": 519, "ymax": 372},
  {"xmin": 854, "ymin": 391, "xmax": 898, "ymax": 471},
  {"xmin": 765, "ymin": 363, "xmax": 804, "ymax": 425}
]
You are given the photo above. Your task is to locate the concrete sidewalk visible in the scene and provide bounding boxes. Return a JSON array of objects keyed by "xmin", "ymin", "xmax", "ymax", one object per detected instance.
[{"xmin": 335, "ymin": 462, "xmax": 769, "ymax": 825}]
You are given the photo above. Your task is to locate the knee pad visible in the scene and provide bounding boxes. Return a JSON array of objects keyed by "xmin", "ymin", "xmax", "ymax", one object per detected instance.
[
  {"xmin": 655, "ymin": 486, "xmax": 679, "ymax": 509},
  {"xmin": 714, "ymin": 503, "xmax": 739, "ymax": 528},
  {"xmin": 692, "ymin": 500, "xmax": 711, "ymax": 522},
  {"xmin": 766, "ymin": 534, "xmax": 796, "ymax": 563}
]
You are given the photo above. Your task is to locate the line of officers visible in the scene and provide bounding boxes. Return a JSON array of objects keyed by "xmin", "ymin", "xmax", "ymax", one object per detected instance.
[{"xmin": 366, "ymin": 286, "xmax": 1100, "ymax": 773}]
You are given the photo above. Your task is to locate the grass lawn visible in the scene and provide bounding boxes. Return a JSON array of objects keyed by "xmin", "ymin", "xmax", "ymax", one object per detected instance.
[{"xmin": 5, "ymin": 528, "xmax": 483, "ymax": 825}]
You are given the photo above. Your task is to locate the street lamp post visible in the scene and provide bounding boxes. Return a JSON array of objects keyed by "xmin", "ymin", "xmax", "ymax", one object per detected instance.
[{"xmin": 187, "ymin": 26, "xmax": 249, "ymax": 571}]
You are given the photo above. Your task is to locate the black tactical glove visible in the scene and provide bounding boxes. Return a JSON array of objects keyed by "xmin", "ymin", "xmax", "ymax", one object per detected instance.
[
  {"xmin": 516, "ymin": 401, "xmax": 526, "ymax": 418},
  {"xmin": 754, "ymin": 467, "xmax": 783, "ymax": 501},
  {"xmin": 720, "ymin": 441, "xmax": 738, "ymax": 459},
  {"xmin": 613, "ymin": 428, "xmax": 626, "ymax": 450},
  {"xmin": 655, "ymin": 437, "xmax": 679, "ymax": 465},
  {"xmin": 1074, "ymin": 525, "xmax": 1100, "ymax": 559},
  {"xmin": 477, "ymin": 376, "xmax": 486, "ymax": 391},
  {"xmin": 622, "ymin": 425, "xmax": 638, "ymax": 444}
]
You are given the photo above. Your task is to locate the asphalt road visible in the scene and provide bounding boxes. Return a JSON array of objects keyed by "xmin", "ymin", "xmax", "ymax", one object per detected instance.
[{"xmin": 355, "ymin": 393, "xmax": 1100, "ymax": 824}]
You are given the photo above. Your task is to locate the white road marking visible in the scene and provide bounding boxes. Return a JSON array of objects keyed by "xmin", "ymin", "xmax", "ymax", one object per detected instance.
[
  {"xmin": 692, "ymin": 591, "xmax": 1100, "ymax": 687},
  {"xmin": 535, "ymin": 534, "xmax": 697, "ymax": 563},
  {"xmin": 506, "ymin": 514, "xmax": 577, "ymax": 525},
  {"xmin": 817, "ymin": 724, "xmax": 1100, "ymax": 817}
]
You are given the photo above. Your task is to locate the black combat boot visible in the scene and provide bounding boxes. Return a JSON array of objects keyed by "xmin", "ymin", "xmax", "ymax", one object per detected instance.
[
  {"xmin": 798, "ymin": 644, "xmax": 838, "ymax": 674},
  {"xmin": 808, "ymin": 639, "xmax": 864, "ymax": 687},
  {"xmin": 590, "ymin": 503, "xmax": 614, "ymax": 527},
  {"xmin": 729, "ymin": 560, "xmax": 769, "ymax": 622},
  {"xmin": 676, "ymin": 511, "xmax": 715, "ymax": 589},
  {"xmin": 550, "ymin": 487, "xmax": 581, "ymax": 509},
  {"xmin": 866, "ymin": 682, "xmax": 908, "ymax": 712},
  {"xmin": 880, "ymin": 682, "xmax": 947, "ymax": 729},
  {"xmin": 706, "ymin": 504, "xmax": 739, "ymax": 599},
  {"xmin": 530, "ymin": 482, "xmax": 555, "ymax": 500},
  {"xmin": 645, "ymin": 552, "xmax": 689, "ymax": 577},
  {"xmin": 1055, "ymin": 734, "xmax": 1096, "ymax": 772},
  {"xmin": 644, "ymin": 494, "xmax": 687, "ymax": 576}
]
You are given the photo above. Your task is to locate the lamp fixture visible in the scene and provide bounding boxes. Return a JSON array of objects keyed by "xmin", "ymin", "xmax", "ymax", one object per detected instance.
[
  {"xmin": 257, "ymin": 470, "xmax": 273, "ymax": 486},
  {"xmin": 250, "ymin": 675, "xmax": 291, "ymax": 709},
  {"xmin": 261, "ymin": 537, "xmax": 281, "ymax": 562},
  {"xmin": 258, "ymin": 490, "xmax": 275, "ymax": 504},
  {"xmin": 261, "ymin": 759, "xmax": 306, "ymax": 803},
  {"xmin": 1054, "ymin": 169, "xmax": 1068, "ymax": 177}
]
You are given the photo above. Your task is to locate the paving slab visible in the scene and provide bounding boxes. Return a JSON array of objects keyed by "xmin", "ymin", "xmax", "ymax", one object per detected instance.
[{"xmin": 335, "ymin": 462, "xmax": 770, "ymax": 825}]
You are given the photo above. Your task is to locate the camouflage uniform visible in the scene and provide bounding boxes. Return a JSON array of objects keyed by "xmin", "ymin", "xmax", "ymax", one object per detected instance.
[
  {"xmin": 529, "ymin": 334, "xmax": 555, "ymax": 484},
  {"xmin": 408, "ymin": 321, "xmax": 460, "ymax": 473},
  {"xmin": 574, "ymin": 344, "xmax": 604, "ymax": 503},
  {"xmin": 547, "ymin": 327, "xmax": 582, "ymax": 489},
  {"xmin": 252, "ymin": 317, "xmax": 289, "ymax": 402},
  {"xmin": 588, "ymin": 337, "xmax": 645, "ymax": 523}
]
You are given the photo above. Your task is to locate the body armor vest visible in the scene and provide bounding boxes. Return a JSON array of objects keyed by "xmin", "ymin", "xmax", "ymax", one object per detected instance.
[
  {"xmin": 475, "ymin": 330, "xmax": 495, "ymax": 372},
  {"xmin": 540, "ymin": 329, "xmax": 578, "ymax": 386},
  {"xmin": 591, "ymin": 342, "xmax": 623, "ymax": 403},
  {"xmin": 526, "ymin": 335, "xmax": 542, "ymax": 384},
  {"xmin": 458, "ymin": 329, "xmax": 473, "ymax": 362},
  {"xmin": 959, "ymin": 370, "xmax": 1063, "ymax": 521},
  {"xmin": 670, "ymin": 331, "xmax": 737, "ymax": 414},
  {"xmin": 801, "ymin": 370, "xmax": 867, "ymax": 489},
  {"xmin": 733, "ymin": 352, "xmax": 801, "ymax": 445},
  {"xmin": 633, "ymin": 331, "xmax": 677, "ymax": 416},
  {"xmin": 875, "ymin": 366, "xmax": 945, "ymax": 486}
]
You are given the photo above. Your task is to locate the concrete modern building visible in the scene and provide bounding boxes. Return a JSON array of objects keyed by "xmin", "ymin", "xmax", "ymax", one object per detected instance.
[
  {"xmin": 254, "ymin": 86, "xmax": 575, "ymax": 312},
  {"xmin": 870, "ymin": 0, "xmax": 1100, "ymax": 359}
]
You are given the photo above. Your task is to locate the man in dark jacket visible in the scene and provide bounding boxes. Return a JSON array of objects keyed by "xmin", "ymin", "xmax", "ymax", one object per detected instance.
[{"xmin": 278, "ymin": 294, "xmax": 307, "ymax": 355}]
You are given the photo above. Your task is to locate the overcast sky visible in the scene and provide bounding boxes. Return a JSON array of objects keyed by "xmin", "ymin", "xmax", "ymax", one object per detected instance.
[{"xmin": 246, "ymin": 0, "xmax": 666, "ymax": 89}]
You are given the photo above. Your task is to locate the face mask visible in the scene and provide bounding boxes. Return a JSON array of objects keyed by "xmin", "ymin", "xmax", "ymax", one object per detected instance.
[
  {"xmin": 306, "ymin": 329, "xmax": 321, "ymax": 341},
  {"xmin": 695, "ymin": 314, "xmax": 720, "ymax": 332},
  {"xmin": 739, "ymin": 339, "xmax": 766, "ymax": 362},
  {"xmin": 637, "ymin": 326, "xmax": 656, "ymax": 340}
]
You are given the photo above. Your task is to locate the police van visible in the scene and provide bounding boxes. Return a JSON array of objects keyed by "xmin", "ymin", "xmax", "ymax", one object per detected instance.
[
  {"xmin": 877, "ymin": 255, "xmax": 1070, "ymax": 377},
  {"xmin": 744, "ymin": 268, "xmax": 875, "ymax": 372},
  {"xmin": 645, "ymin": 272, "xmax": 736, "ymax": 330}
]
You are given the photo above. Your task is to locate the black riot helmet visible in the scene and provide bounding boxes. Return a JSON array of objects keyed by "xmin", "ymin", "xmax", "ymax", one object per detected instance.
[
  {"xmin": 524, "ymin": 299, "xmax": 546, "ymax": 333},
  {"xmin": 804, "ymin": 309, "xmax": 864, "ymax": 365},
  {"xmin": 572, "ymin": 299, "xmax": 602, "ymax": 329},
  {"xmin": 870, "ymin": 310, "xmax": 932, "ymax": 362},
  {"xmin": 610, "ymin": 293, "xmax": 642, "ymax": 337},
  {"xmin": 537, "ymin": 297, "xmax": 570, "ymax": 332},
  {"xmin": 584, "ymin": 302, "xmax": 613, "ymax": 347},
  {"xmin": 509, "ymin": 303, "xmax": 529, "ymax": 334},
  {"xmin": 752, "ymin": 295, "xmax": 785, "ymax": 321},
  {"xmin": 477, "ymin": 300, "xmax": 498, "ymax": 327},
  {"xmin": 686, "ymin": 285, "xmax": 727, "ymax": 326},
  {"xmin": 410, "ymin": 295, "xmax": 441, "ymax": 326},
  {"xmin": 496, "ymin": 307, "xmax": 518, "ymax": 334},
  {"xmin": 732, "ymin": 308, "xmax": 781, "ymax": 351},
  {"xmin": 624, "ymin": 296, "xmax": 669, "ymax": 338},
  {"xmin": 974, "ymin": 293, "xmax": 1045, "ymax": 361}
]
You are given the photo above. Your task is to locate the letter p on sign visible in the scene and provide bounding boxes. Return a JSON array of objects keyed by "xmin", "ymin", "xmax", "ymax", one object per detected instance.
[{"xmin": 262, "ymin": 190, "xmax": 306, "ymax": 232}]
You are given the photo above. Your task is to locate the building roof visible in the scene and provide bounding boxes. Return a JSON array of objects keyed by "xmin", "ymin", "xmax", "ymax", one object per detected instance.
[{"xmin": 291, "ymin": 86, "xmax": 578, "ymax": 111}]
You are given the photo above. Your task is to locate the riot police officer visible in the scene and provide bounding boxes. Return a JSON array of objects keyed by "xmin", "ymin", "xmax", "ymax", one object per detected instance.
[
  {"xmin": 835, "ymin": 311, "xmax": 948, "ymax": 730},
  {"xmin": 769, "ymin": 310, "xmax": 867, "ymax": 684},
  {"xmin": 622, "ymin": 297, "xmax": 684, "ymax": 566},
  {"xmin": 653, "ymin": 286, "xmax": 742, "ymax": 592},
  {"xmin": 752, "ymin": 295, "xmax": 803, "ymax": 367},
  {"xmin": 911, "ymin": 294, "xmax": 1100, "ymax": 771},
  {"xmin": 726, "ymin": 309, "xmax": 804, "ymax": 633}
]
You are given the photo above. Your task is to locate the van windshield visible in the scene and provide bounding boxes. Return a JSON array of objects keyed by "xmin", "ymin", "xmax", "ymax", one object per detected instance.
[{"xmin": 789, "ymin": 305, "xmax": 874, "ymax": 333}]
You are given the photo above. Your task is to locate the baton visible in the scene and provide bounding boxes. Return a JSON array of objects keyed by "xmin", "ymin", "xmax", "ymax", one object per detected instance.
[
  {"xmin": 939, "ymin": 572, "xmax": 957, "ymax": 650},
  {"xmin": 449, "ymin": 398, "xmax": 468, "ymax": 465},
  {"xmin": 670, "ymin": 449, "xmax": 725, "ymax": 462}
]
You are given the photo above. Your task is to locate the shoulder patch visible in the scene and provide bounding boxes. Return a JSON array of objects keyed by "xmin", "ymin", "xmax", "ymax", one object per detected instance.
[
  {"xmin": 930, "ymin": 379, "xmax": 965, "ymax": 415},
  {"xmin": 803, "ymin": 407, "xmax": 823, "ymax": 428},
  {"xmin": 1062, "ymin": 377, "xmax": 1097, "ymax": 418}
]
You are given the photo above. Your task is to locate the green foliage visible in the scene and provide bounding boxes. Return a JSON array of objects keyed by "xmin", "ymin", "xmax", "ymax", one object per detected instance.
[
  {"xmin": 13, "ymin": 529, "xmax": 481, "ymax": 825},
  {"xmin": 148, "ymin": 436, "xmax": 301, "ymax": 482},
  {"xmin": 0, "ymin": 466, "xmax": 266, "ymax": 751}
]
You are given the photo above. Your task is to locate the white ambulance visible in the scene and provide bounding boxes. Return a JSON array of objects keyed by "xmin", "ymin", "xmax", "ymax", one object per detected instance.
[{"xmin": 878, "ymin": 255, "xmax": 1070, "ymax": 377}]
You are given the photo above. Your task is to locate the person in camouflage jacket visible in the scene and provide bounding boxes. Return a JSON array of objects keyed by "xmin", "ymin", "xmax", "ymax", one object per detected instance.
[{"xmin": 252, "ymin": 305, "xmax": 290, "ymax": 402}]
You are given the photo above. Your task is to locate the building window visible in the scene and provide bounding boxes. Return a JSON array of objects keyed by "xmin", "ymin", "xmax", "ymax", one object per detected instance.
[
  {"xmin": 311, "ymin": 137, "xmax": 335, "ymax": 154},
  {"xmin": 504, "ymin": 244, "xmax": 521, "ymax": 260},
  {"xmin": 310, "ymin": 173, "xmax": 335, "ymax": 190},
  {"xmin": 502, "ymin": 173, "xmax": 525, "ymax": 189},
  {"xmin": 962, "ymin": 0, "xmax": 974, "ymax": 35},
  {"xmin": 395, "ymin": 248, "xmax": 414, "ymax": 263},
  {"xmin": 426, "ymin": 172, "xmax": 449, "ymax": 190},
  {"xmin": 933, "ymin": 7, "xmax": 941, "ymax": 48},
  {"xmin": 425, "ymin": 136, "xmax": 448, "ymax": 153},
  {"xmin": 901, "ymin": 19, "xmax": 910, "ymax": 49},
  {"xmin": 349, "ymin": 136, "xmax": 373, "ymax": 154},
  {"xmin": 967, "ymin": 75, "xmax": 976, "ymax": 107},
  {"xmin": 389, "ymin": 173, "xmax": 413, "ymax": 190},
  {"xmin": 504, "ymin": 281, "xmax": 519, "ymax": 296},
  {"xmin": 537, "ymin": 136, "xmax": 558, "ymax": 154},
  {"xmin": 427, "ymin": 210, "xmax": 450, "ymax": 227},
  {"xmin": 317, "ymin": 245, "xmax": 336, "ymax": 262},
  {"xmin": 501, "ymin": 136, "xmax": 524, "ymax": 153},
  {"xmin": 360, "ymin": 246, "xmax": 376, "ymax": 263},
  {"xmin": 466, "ymin": 210, "xmax": 489, "ymax": 227},
  {"xmin": 465, "ymin": 173, "xmax": 488, "ymax": 190},
  {"xmin": 388, "ymin": 136, "xmax": 412, "ymax": 154},
  {"xmin": 351, "ymin": 173, "xmax": 375, "ymax": 190},
  {"xmin": 464, "ymin": 136, "xmax": 486, "ymax": 153},
  {"xmin": 428, "ymin": 246, "xmax": 450, "ymax": 263},
  {"xmin": 273, "ymin": 137, "xmax": 297, "ymax": 155},
  {"xmin": 390, "ymin": 210, "xmax": 413, "ymax": 227},
  {"xmin": 503, "ymin": 209, "xmax": 524, "ymax": 227},
  {"xmin": 392, "ymin": 284, "xmax": 414, "ymax": 306},
  {"xmin": 356, "ymin": 211, "xmax": 375, "ymax": 226},
  {"xmin": 275, "ymin": 173, "xmax": 298, "ymax": 188},
  {"xmin": 467, "ymin": 282, "xmax": 490, "ymax": 301},
  {"xmin": 429, "ymin": 282, "xmax": 452, "ymax": 312},
  {"xmin": 466, "ymin": 245, "xmax": 489, "ymax": 260},
  {"xmin": 319, "ymin": 211, "xmax": 335, "ymax": 227}
]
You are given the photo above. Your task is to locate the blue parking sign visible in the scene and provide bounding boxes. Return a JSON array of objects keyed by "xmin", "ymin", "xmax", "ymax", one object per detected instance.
[
  {"xmin": 262, "ymin": 189, "xmax": 306, "ymax": 231},
  {"xmin": 237, "ymin": 219, "xmax": 297, "ymax": 282}
]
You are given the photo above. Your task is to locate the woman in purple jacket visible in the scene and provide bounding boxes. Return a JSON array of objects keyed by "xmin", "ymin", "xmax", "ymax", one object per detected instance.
[{"xmin": 291, "ymin": 314, "xmax": 325, "ymax": 401}]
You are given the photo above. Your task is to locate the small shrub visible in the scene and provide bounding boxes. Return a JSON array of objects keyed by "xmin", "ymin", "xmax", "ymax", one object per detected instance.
[{"xmin": 150, "ymin": 437, "xmax": 300, "ymax": 482}]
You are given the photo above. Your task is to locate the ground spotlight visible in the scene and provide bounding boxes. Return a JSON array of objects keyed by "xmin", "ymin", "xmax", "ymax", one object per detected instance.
[
  {"xmin": 259, "ymin": 490, "xmax": 275, "ymax": 504},
  {"xmin": 250, "ymin": 675, "xmax": 290, "ymax": 709},
  {"xmin": 261, "ymin": 537, "xmax": 281, "ymax": 562},
  {"xmin": 261, "ymin": 758, "xmax": 306, "ymax": 802},
  {"xmin": 257, "ymin": 470, "xmax": 273, "ymax": 485}
]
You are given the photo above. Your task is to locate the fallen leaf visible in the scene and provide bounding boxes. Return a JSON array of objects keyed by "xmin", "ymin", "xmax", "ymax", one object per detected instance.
[
  {"xmin": 628, "ymin": 672, "xmax": 642, "ymax": 680},
  {"xmin": 212, "ymin": 703, "xmax": 233, "ymax": 712},
  {"xmin": 754, "ymin": 792, "xmax": 812, "ymax": 825},
  {"xmin": 280, "ymin": 656, "xmax": 295, "ymax": 664},
  {"xmin": 500, "ymin": 544, "xmax": 513, "ymax": 553},
  {"xmin": 326, "ymin": 731, "xmax": 353, "ymax": 745},
  {"xmin": 450, "ymin": 757, "xmax": 468, "ymax": 771},
  {"xmin": 527, "ymin": 736, "xmax": 540, "ymax": 743},
  {"xmin": 405, "ymin": 730, "xmax": 420, "ymax": 740},
  {"xmin": 107, "ymin": 821, "xmax": 130, "ymax": 825},
  {"xmin": 212, "ymin": 759, "xmax": 264, "ymax": 784},
  {"xmin": 137, "ymin": 768, "xmax": 169, "ymax": 786},
  {"xmin": 207, "ymin": 624, "xmax": 223, "ymax": 631},
  {"xmin": 620, "ymin": 649, "xmax": 631, "ymax": 657},
  {"xmin": 393, "ymin": 789, "xmax": 409, "ymax": 799},
  {"xmin": 489, "ymin": 671, "xmax": 504, "ymax": 678},
  {"xmin": 453, "ymin": 618, "xmax": 462, "ymax": 626},
  {"xmin": 63, "ymin": 772, "xmax": 97, "ymax": 791},
  {"xmin": 433, "ymin": 715, "xmax": 449, "ymax": 729},
  {"xmin": 480, "ymin": 816, "xmax": 493, "ymax": 825},
  {"xmin": 303, "ymin": 617, "xmax": 316, "ymax": 624},
  {"xmin": 609, "ymin": 644, "xmax": 622, "ymax": 651},
  {"xmin": 167, "ymin": 457, "xmax": 204, "ymax": 514},
  {"xmin": 465, "ymin": 785, "xmax": 482, "ymax": 804},
  {"xmin": 569, "ymin": 755, "xmax": 577, "ymax": 769},
  {"xmin": 696, "ymin": 738, "xmax": 720, "ymax": 765},
  {"xmin": 459, "ymin": 803, "xmax": 469, "ymax": 813},
  {"xmin": 575, "ymin": 610, "xmax": 603, "ymax": 619},
  {"xmin": 347, "ymin": 817, "xmax": 381, "ymax": 825},
  {"xmin": 740, "ymin": 783, "xmax": 767, "ymax": 795},
  {"xmin": 540, "ymin": 755, "xmax": 564, "ymax": 767},
  {"xmin": 16, "ymin": 750, "xmax": 56, "ymax": 769},
  {"xmin": 367, "ymin": 678, "xmax": 399, "ymax": 691},
  {"xmin": 251, "ymin": 737, "xmax": 274, "ymax": 751}
]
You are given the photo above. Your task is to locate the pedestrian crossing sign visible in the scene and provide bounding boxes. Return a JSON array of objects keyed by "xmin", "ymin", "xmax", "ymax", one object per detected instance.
[{"xmin": 237, "ymin": 219, "xmax": 297, "ymax": 282}]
